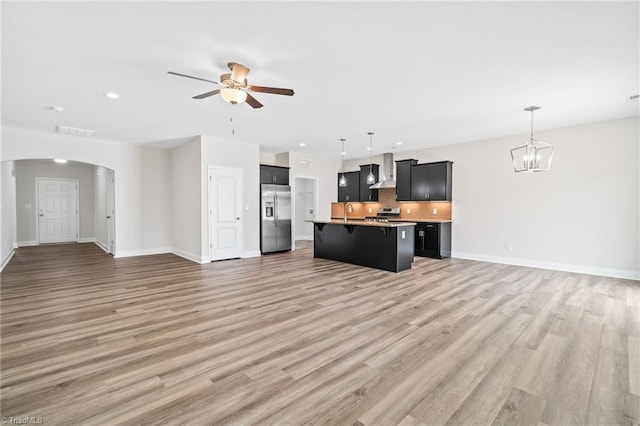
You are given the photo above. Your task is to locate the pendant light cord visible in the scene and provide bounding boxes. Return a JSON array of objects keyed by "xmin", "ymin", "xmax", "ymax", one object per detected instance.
[
  {"xmin": 341, "ymin": 138, "xmax": 346, "ymax": 174},
  {"xmin": 368, "ymin": 132, "xmax": 374, "ymax": 173}
]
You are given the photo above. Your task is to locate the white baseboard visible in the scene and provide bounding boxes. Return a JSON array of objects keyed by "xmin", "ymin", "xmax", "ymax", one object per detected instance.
[
  {"xmin": 1, "ymin": 250, "xmax": 15, "ymax": 272},
  {"xmin": 17, "ymin": 241, "xmax": 38, "ymax": 247},
  {"xmin": 452, "ymin": 251, "xmax": 640, "ymax": 281},
  {"xmin": 94, "ymin": 239, "xmax": 109, "ymax": 253},
  {"xmin": 78, "ymin": 237, "xmax": 95, "ymax": 243},
  {"xmin": 171, "ymin": 248, "xmax": 208, "ymax": 264},
  {"xmin": 114, "ymin": 247, "xmax": 172, "ymax": 259},
  {"xmin": 295, "ymin": 235, "xmax": 313, "ymax": 241},
  {"xmin": 241, "ymin": 250, "xmax": 261, "ymax": 258}
]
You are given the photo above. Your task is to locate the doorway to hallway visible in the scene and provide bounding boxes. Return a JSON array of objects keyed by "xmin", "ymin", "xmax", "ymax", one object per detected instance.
[{"xmin": 293, "ymin": 176, "xmax": 317, "ymax": 244}]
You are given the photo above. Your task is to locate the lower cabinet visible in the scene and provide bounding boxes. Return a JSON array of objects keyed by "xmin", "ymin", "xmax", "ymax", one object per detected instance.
[{"xmin": 415, "ymin": 222, "xmax": 451, "ymax": 259}]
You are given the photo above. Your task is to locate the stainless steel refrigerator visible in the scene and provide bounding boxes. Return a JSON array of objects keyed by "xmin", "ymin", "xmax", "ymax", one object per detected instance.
[{"xmin": 260, "ymin": 184, "xmax": 292, "ymax": 253}]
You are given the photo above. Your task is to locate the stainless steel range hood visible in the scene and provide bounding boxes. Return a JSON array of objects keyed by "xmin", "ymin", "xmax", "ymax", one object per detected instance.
[{"xmin": 369, "ymin": 152, "xmax": 396, "ymax": 189}]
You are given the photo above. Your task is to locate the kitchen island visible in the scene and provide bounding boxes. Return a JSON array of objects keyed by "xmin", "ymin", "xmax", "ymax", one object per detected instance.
[{"xmin": 311, "ymin": 220, "xmax": 416, "ymax": 272}]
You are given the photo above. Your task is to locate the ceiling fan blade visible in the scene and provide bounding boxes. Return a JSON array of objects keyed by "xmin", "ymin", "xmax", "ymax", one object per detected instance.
[
  {"xmin": 229, "ymin": 62, "xmax": 250, "ymax": 84},
  {"xmin": 168, "ymin": 71, "xmax": 220, "ymax": 85},
  {"xmin": 249, "ymin": 85, "xmax": 295, "ymax": 96},
  {"xmin": 193, "ymin": 89, "xmax": 220, "ymax": 99},
  {"xmin": 245, "ymin": 93, "xmax": 264, "ymax": 109}
]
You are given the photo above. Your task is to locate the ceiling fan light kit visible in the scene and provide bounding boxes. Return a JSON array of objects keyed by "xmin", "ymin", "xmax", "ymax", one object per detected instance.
[
  {"xmin": 168, "ymin": 61, "xmax": 294, "ymax": 109},
  {"xmin": 220, "ymin": 87, "xmax": 248, "ymax": 105},
  {"xmin": 510, "ymin": 106, "xmax": 555, "ymax": 173}
]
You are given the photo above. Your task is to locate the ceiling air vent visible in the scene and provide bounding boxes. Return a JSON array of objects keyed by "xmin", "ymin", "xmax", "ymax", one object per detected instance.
[{"xmin": 56, "ymin": 125, "xmax": 96, "ymax": 137}]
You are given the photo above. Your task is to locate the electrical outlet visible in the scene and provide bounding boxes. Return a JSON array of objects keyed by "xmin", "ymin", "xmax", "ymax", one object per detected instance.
[
  {"xmin": 432, "ymin": 208, "xmax": 437, "ymax": 215},
  {"xmin": 407, "ymin": 208, "xmax": 411, "ymax": 214},
  {"xmin": 368, "ymin": 207, "xmax": 372, "ymax": 213},
  {"xmin": 506, "ymin": 242, "xmax": 513, "ymax": 251}
]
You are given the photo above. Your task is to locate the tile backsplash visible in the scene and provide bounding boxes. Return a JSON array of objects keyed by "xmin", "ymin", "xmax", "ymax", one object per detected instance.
[{"xmin": 331, "ymin": 188, "xmax": 452, "ymax": 220}]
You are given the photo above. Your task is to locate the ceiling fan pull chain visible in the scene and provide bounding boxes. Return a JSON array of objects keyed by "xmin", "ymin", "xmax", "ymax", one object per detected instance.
[{"xmin": 230, "ymin": 115, "xmax": 235, "ymax": 135}]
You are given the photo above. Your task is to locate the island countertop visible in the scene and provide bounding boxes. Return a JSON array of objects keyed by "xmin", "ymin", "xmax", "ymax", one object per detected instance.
[
  {"xmin": 330, "ymin": 216, "xmax": 452, "ymax": 224},
  {"xmin": 310, "ymin": 219, "xmax": 416, "ymax": 228}
]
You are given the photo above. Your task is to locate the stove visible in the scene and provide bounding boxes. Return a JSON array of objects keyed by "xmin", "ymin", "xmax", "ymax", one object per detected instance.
[{"xmin": 364, "ymin": 207, "xmax": 401, "ymax": 223}]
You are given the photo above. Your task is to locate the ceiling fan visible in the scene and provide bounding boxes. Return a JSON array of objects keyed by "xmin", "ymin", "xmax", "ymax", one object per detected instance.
[{"xmin": 168, "ymin": 62, "xmax": 294, "ymax": 109}]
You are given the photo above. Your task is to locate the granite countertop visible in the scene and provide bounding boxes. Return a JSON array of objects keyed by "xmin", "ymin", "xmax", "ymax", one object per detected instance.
[
  {"xmin": 311, "ymin": 219, "xmax": 417, "ymax": 228},
  {"xmin": 330, "ymin": 217, "xmax": 452, "ymax": 223},
  {"xmin": 390, "ymin": 218, "xmax": 453, "ymax": 223}
]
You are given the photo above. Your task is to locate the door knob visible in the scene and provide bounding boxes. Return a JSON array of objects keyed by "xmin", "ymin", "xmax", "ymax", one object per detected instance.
[
  {"xmin": 106, "ymin": 216, "xmax": 111, "ymax": 219},
  {"xmin": 236, "ymin": 217, "xmax": 241, "ymax": 220},
  {"xmin": 39, "ymin": 214, "xmax": 44, "ymax": 217}
]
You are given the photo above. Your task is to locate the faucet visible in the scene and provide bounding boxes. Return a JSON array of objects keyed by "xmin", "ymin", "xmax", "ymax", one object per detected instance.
[{"xmin": 344, "ymin": 203, "xmax": 353, "ymax": 222}]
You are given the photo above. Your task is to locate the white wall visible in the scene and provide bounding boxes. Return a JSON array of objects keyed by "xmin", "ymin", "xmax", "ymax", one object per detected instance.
[
  {"xmin": 387, "ymin": 116, "xmax": 638, "ymax": 279},
  {"xmin": 141, "ymin": 147, "xmax": 172, "ymax": 252},
  {"xmin": 14, "ymin": 160, "xmax": 95, "ymax": 244},
  {"xmin": 171, "ymin": 137, "xmax": 202, "ymax": 262},
  {"xmin": 1, "ymin": 127, "xmax": 172, "ymax": 256},
  {"xmin": 1, "ymin": 161, "xmax": 17, "ymax": 270},
  {"xmin": 201, "ymin": 135, "xmax": 260, "ymax": 258},
  {"xmin": 260, "ymin": 151, "xmax": 277, "ymax": 165}
]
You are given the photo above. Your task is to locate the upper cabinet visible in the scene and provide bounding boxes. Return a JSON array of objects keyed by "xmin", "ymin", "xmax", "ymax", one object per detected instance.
[
  {"xmin": 337, "ymin": 171, "xmax": 361, "ymax": 202},
  {"xmin": 260, "ymin": 164, "xmax": 290, "ymax": 185},
  {"xmin": 359, "ymin": 164, "xmax": 379, "ymax": 202},
  {"xmin": 395, "ymin": 159, "xmax": 418, "ymax": 201},
  {"xmin": 410, "ymin": 161, "xmax": 453, "ymax": 201}
]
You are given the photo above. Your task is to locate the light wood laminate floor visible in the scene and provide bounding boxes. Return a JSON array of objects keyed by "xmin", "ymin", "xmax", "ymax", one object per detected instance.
[{"xmin": 1, "ymin": 242, "xmax": 639, "ymax": 425}]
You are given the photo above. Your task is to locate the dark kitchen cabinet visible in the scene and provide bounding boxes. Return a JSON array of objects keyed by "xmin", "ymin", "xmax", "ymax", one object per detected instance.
[
  {"xmin": 410, "ymin": 161, "xmax": 453, "ymax": 201},
  {"xmin": 415, "ymin": 222, "xmax": 451, "ymax": 259},
  {"xmin": 260, "ymin": 165, "xmax": 289, "ymax": 185},
  {"xmin": 395, "ymin": 159, "xmax": 418, "ymax": 201},
  {"xmin": 337, "ymin": 171, "xmax": 361, "ymax": 202},
  {"xmin": 359, "ymin": 164, "xmax": 379, "ymax": 202}
]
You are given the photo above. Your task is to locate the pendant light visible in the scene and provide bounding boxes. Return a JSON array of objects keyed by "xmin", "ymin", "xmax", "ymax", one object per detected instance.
[
  {"xmin": 366, "ymin": 132, "xmax": 375, "ymax": 184},
  {"xmin": 338, "ymin": 138, "xmax": 347, "ymax": 187},
  {"xmin": 510, "ymin": 106, "xmax": 555, "ymax": 173}
]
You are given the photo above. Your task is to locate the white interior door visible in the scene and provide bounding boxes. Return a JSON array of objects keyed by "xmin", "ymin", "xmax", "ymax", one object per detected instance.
[
  {"xmin": 209, "ymin": 167, "xmax": 243, "ymax": 261},
  {"xmin": 37, "ymin": 178, "xmax": 78, "ymax": 244}
]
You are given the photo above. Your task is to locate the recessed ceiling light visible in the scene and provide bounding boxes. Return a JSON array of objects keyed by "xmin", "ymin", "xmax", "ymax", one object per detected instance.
[
  {"xmin": 299, "ymin": 143, "xmax": 306, "ymax": 147},
  {"xmin": 54, "ymin": 159, "xmax": 67, "ymax": 164},
  {"xmin": 341, "ymin": 151, "xmax": 346, "ymax": 155},
  {"xmin": 104, "ymin": 92, "xmax": 120, "ymax": 99},
  {"xmin": 395, "ymin": 141, "xmax": 403, "ymax": 145},
  {"xmin": 366, "ymin": 147, "xmax": 372, "ymax": 151},
  {"xmin": 51, "ymin": 106, "xmax": 64, "ymax": 112}
]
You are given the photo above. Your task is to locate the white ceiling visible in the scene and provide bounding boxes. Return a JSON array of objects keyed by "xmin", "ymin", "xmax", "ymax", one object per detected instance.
[{"xmin": 2, "ymin": 1, "xmax": 638, "ymax": 159}]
